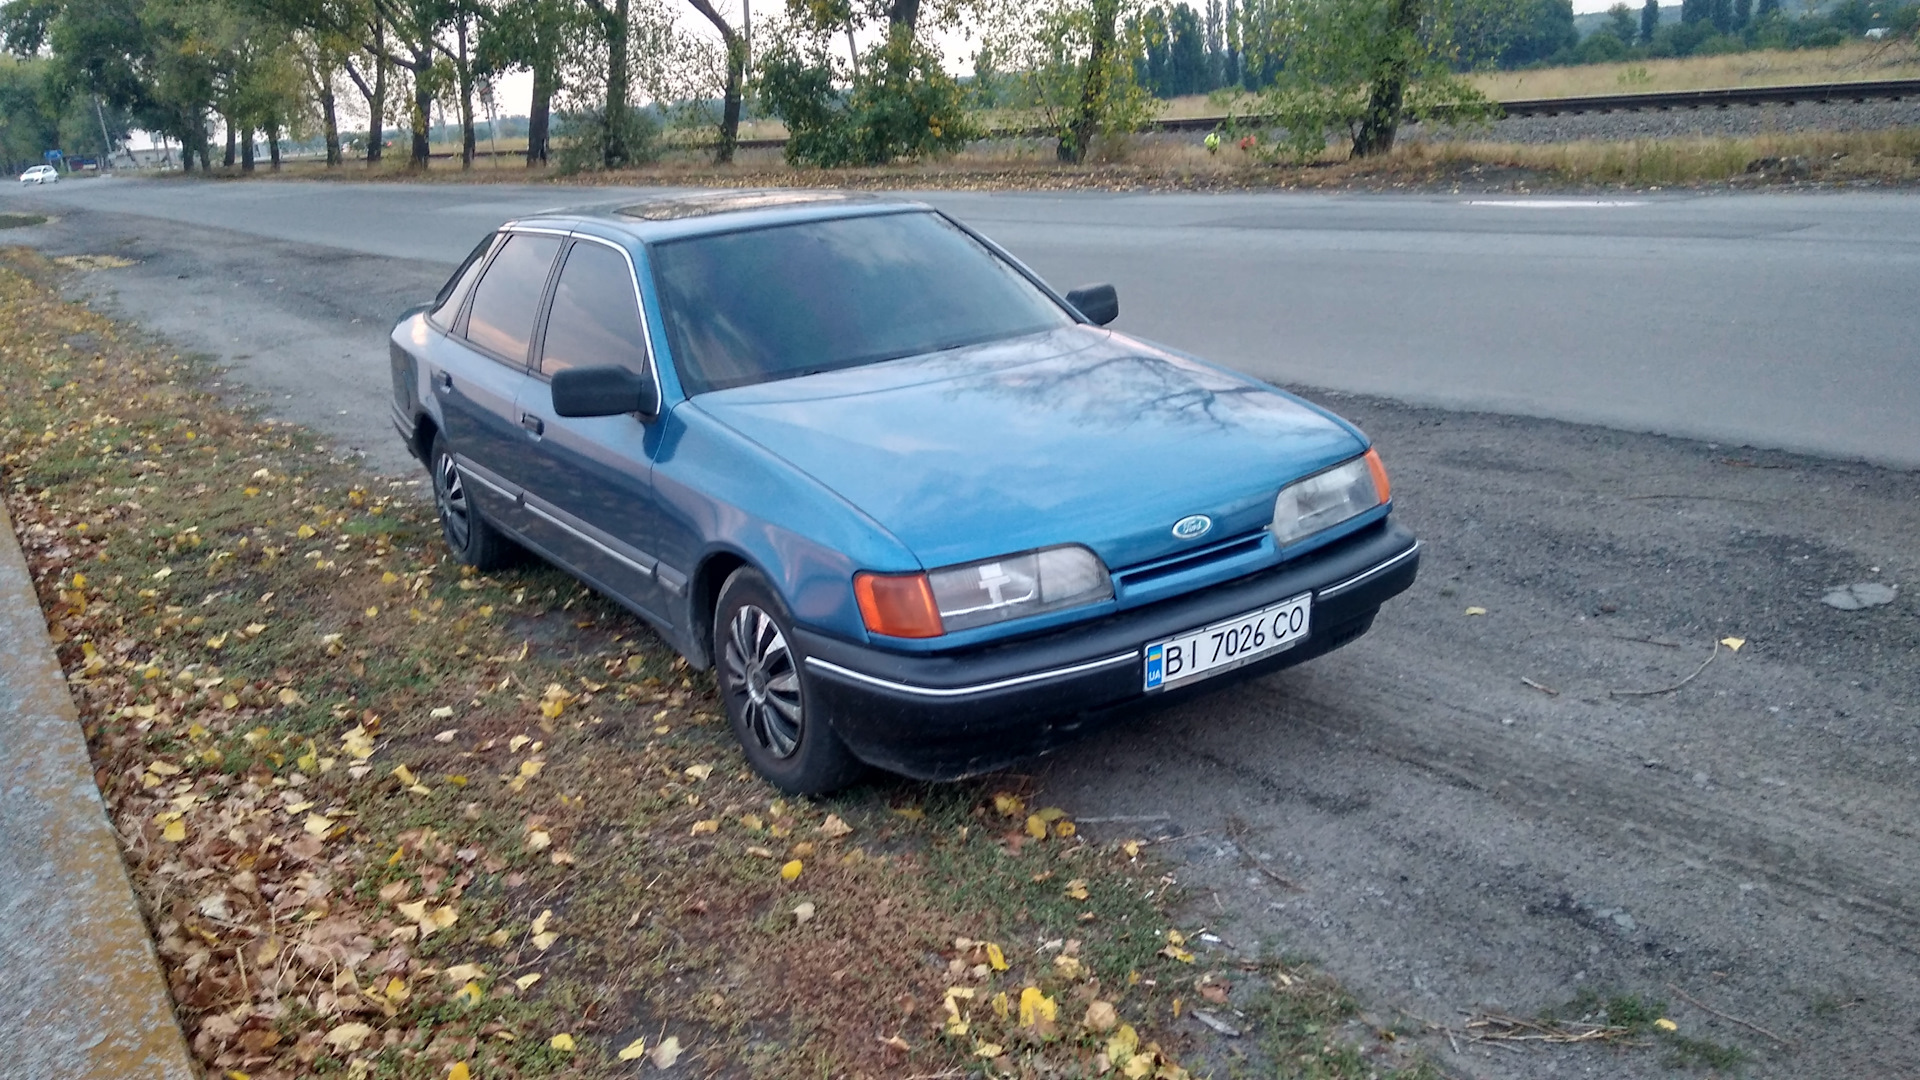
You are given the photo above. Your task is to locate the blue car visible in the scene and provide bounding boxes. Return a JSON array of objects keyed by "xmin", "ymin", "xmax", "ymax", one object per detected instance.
[{"xmin": 390, "ymin": 191, "xmax": 1419, "ymax": 793}]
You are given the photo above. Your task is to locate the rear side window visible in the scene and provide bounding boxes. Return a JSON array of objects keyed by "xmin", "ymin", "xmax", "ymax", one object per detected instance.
[
  {"xmin": 539, "ymin": 241, "xmax": 649, "ymax": 377},
  {"xmin": 429, "ymin": 233, "xmax": 497, "ymax": 328},
  {"xmin": 465, "ymin": 232, "xmax": 562, "ymax": 363}
]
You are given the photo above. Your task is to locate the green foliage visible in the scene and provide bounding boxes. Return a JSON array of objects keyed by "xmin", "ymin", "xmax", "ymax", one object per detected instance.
[
  {"xmin": 988, "ymin": 0, "xmax": 1155, "ymax": 163},
  {"xmin": 552, "ymin": 104, "xmax": 660, "ymax": 173},
  {"xmin": 757, "ymin": 31, "xmax": 975, "ymax": 166},
  {"xmin": 1242, "ymin": 0, "xmax": 1495, "ymax": 161}
]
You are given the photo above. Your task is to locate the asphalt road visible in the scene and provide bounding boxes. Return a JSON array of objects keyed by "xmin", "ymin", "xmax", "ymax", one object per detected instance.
[
  {"xmin": 7, "ymin": 177, "xmax": 1920, "ymax": 468},
  {"xmin": 3, "ymin": 177, "xmax": 1917, "ymax": 1078}
]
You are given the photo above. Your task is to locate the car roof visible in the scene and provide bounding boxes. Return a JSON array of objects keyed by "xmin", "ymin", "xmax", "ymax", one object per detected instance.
[{"xmin": 505, "ymin": 189, "xmax": 931, "ymax": 245}]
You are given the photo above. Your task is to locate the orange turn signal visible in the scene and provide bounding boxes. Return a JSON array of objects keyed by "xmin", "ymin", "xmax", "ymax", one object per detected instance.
[
  {"xmin": 1363, "ymin": 447, "xmax": 1391, "ymax": 505},
  {"xmin": 854, "ymin": 572, "xmax": 945, "ymax": 639}
]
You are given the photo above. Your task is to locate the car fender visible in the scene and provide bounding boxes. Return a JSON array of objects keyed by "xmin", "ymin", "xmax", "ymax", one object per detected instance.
[{"xmin": 652, "ymin": 403, "xmax": 920, "ymax": 653}]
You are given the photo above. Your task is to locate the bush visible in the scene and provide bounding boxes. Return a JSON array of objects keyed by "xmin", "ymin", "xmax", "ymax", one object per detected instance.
[
  {"xmin": 757, "ymin": 34, "xmax": 975, "ymax": 167},
  {"xmin": 552, "ymin": 107, "xmax": 660, "ymax": 173},
  {"xmin": 1574, "ymin": 29, "xmax": 1631, "ymax": 63}
]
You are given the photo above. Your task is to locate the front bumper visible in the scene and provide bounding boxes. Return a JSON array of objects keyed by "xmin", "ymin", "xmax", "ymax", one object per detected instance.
[{"xmin": 796, "ymin": 519, "xmax": 1419, "ymax": 780}]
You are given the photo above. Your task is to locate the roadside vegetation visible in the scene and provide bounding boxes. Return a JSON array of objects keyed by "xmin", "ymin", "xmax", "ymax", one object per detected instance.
[
  {"xmin": 0, "ymin": 247, "xmax": 1460, "ymax": 1078},
  {"xmin": 7, "ymin": 0, "xmax": 1917, "ymax": 179}
]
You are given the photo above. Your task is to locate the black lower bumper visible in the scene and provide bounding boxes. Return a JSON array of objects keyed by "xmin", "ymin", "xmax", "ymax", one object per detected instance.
[{"xmin": 795, "ymin": 519, "xmax": 1420, "ymax": 780}]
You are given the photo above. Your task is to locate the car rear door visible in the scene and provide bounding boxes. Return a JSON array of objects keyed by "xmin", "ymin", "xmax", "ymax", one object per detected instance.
[
  {"xmin": 512, "ymin": 235, "xmax": 669, "ymax": 619},
  {"xmin": 433, "ymin": 230, "xmax": 565, "ymax": 535}
]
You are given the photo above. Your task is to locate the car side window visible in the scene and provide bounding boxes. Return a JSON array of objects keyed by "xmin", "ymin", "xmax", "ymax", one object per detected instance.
[
  {"xmin": 429, "ymin": 233, "xmax": 498, "ymax": 329},
  {"xmin": 464, "ymin": 232, "xmax": 562, "ymax": 364},
  {"xmin": 538, "ymin": 240, "xmax": 649, "ymax": 378}
]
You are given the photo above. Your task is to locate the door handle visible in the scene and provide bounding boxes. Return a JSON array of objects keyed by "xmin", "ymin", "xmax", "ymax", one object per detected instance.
[
  {"xmin": 432, "ymin": 370, "xmax": 452, "ymax": 393},
  {"xmin": 520, "ymin": 413, "xmax": 544, "ymax": 437}
]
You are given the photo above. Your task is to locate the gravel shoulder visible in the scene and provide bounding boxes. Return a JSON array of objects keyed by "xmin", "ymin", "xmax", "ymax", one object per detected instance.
[{"xmin": 7, "ymin": 195, "xmax": 1918, "ymax": 1078}]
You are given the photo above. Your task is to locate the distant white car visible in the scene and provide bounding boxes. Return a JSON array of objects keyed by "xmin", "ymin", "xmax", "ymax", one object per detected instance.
[{"xmin": 20, "ymin": 165, "xmax": 58, "ymax": 184}]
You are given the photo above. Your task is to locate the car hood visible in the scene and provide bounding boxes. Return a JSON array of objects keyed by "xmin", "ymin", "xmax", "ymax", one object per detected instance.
[{"xmin": 692, "ymin": 326, "xmax": 1368, "ymax": 571}]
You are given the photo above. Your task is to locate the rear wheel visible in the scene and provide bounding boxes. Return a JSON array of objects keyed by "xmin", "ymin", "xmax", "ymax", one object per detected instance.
[
  {"xmin": 429, "ymin": 434, "xmax": 515, "ymax": 571},
  {"xmin": 715, "ymin": 568, "xmax": 864, "ymax": 794}
]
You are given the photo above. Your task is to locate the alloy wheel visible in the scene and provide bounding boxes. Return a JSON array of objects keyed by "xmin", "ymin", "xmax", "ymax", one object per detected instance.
[
  {"xmin": 723, "ymin": 604, "xmax": 803, "ymax": 759},
  {"xmin": 434, "ymin": 452, "xmax": 471, "ymax": 550}
]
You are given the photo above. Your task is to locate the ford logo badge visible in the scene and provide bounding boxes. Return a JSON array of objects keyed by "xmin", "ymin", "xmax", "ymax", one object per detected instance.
[{"xmin": 1172, "ymin": 515, "xmax": 1212, "ymax": 541}]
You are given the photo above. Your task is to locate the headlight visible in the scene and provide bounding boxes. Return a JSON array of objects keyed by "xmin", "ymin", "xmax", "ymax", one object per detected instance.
[
  {"xmin": 1270, "ymin": 449, "xmax": 1390, "ymax": 547},
  {"xmin": 855, "ymin": 545, "xmax": 1113, "ymax": 638}
]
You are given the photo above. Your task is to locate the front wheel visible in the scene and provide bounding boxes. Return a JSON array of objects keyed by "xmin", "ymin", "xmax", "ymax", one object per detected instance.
[{"xmin": 715, "ymin": 568, "xmax": 864, "ymax": 795}]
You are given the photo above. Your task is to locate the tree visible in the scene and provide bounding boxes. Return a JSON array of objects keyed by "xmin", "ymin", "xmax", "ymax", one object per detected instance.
[
  {"xmin": 1732, "ymin": 0, "xmax": 1750, "ymax": 30},
  {"xmin": 1640, "ymin": 0, "xmax": 1658, "ymax": 43},
  {"xmin": 1238, "ymin": 0, "xmax": 1493, "ymax": 160},
  {"xmin": 476, "ymin": 0, "xmax": 575, "ymax": 165},
  {"xmin": 758, "ymin": 30, "xmax": 973, "ymax": 165},
  {"xmin": 1166, "ymin": 2, "xmax": 1207, "ymax": 96},
  {"xmin": 1605, "ymin": 1, "xmax": 1635, "ymax": 41},
  {"xmin": 1709, "ymin": 0, "xmax": 1731, "ymax": 32},
  {"xmin": 1680, "ymin": 0, "xmax": 1706, "ymax": 25},
  {"xmin": 683, "ymin": 0, "xmax": 747, "ymax": 163}
]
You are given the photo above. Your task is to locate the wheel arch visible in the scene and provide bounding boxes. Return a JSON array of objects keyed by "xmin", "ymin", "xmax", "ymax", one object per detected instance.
[{"xmin": 688, "ymin": 548, "xmax": 753, "ymax": 670}]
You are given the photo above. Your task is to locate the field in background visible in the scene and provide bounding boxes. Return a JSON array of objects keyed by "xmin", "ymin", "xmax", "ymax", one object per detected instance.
[{"xmin": 1152, "ymin": 40, "xmax": 1920, "ymax": 120}]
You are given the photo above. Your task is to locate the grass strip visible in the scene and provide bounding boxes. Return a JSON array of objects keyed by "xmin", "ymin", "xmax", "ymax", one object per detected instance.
[{"xmin": 0, "ymin": 247, "xmax": 1448, "ymax": 1079}]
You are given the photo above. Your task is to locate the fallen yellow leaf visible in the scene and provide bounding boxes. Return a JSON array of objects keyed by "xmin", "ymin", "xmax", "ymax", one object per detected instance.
[
  {"xmin": 1465, "ymin": 606, "xmax": 1488, "ymax": 616},
  {"xmin": 1065, "ymin": 878, "xmax": 1089, "ymax": 901},
  {"xmin": 780, "ymin": 859, "xmax": 803, "ymax": 882},
  {"xmin": 689, "ymin": 819, "xmax": 719, "ymax": 836},
  {"xmin": 1084, "ymin": 1000, "xmax": 1119, "ymax": 1032},
  {"xmin": 684, "ymin": 763, "xmax": 713, "ymax": 781},
  {"xmin": 323, "ymin": 1022, "xmax": 373, "ymax": 1051},
  {"xmin": 515, "ymin": 973, "xmax": 542, "ymax": 991},
  {"xmin": 526, "ymin": 828, "xmax": 551, "ymax": 851},
  {"xmin": 1025, "ymin": 814, "xmax": 1048, "ymax": 839},
  {"xmin": 617, "ymin": 1037, "xmax": 648, "ymax": 1061},
  {"xmin": 454, "ymin": 980, "xmax": 483, "ymax": 1006},
  {"xmin": 985, "ymin": 942, "xmax": 1008, "ymax": 971},
  {"xmin": 1019, "ymin": 986, "xmax": 1057, "ymax": 1027},
  {"xmin": 1720, "ymin": 637, "xmax": 1746, "ymax": 652},
  {"xmin": 818, "ymin": 814, "xmax": 852, "ymax": 838},
  {"xmin": 975, "ymin": 1042, "xmax": 1004, "ymax": 1058},
  {"xmin": 162, "ymin": 818, "xmax": 186, "ymax": 842},
  {"xmin": 993, "ymin": 792, "xmax": 1024, "ymax": 817},
  {"xmin": 442, "ymin": 963, "xmax": 485, "ymax": 982},
  {"xmin": 549, "ymin": 1032, "xmax": 575, "ymax": 1052},
  {"xmin": 447, "ymin": 1064, "xmax": 470, "ymax": 1080},
  {"xmin": 1654, "ymin": 1017, "xmax": 1678, "ymax": 1032}
]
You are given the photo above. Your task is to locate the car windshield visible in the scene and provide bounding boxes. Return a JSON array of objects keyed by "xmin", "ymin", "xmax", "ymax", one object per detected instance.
[{"xmin": 650, "ymin": 210, "xmax": 1074, "ymax": 394}]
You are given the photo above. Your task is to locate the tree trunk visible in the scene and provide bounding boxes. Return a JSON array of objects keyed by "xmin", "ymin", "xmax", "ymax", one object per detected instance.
[
  {"xmin": 457, "ymin": 16, "xmax": 475, "ymax": 169},
  {"xmin": 687, "ymin": 0, "xmax": 743, "ymax": 164},
  {"xmin": 887, "ymin": 0, "xmax": 921, "ymax": 32},
  {"xmin": 369, "ymin": 27, "xmax": 388, "ymax": 165},
  {"xmin": 410, "ymin": 62, "xmax": 432, "ymax": 168},
  {"xmin": 527, "ymin": 65, "xmax": 552, "ymax": 166},
  {"xmin": 322, "ymin": 81, "xmax": 341, "ymax": 166},
  {"xmin": 1061, "ymin": 0, "xmax": 1120, "ymax": 163},
  {"xmin": 603, "ymin": 0, "xmax": 631, "ymax": 168},
  {"xmin": 1350, "ymin": 0, "xmax": 1420, "ymax": 157},
  {"xmin": 224, "ymin": 119, "xmax": 236, "ymax": 167},
  {"xmin": 241, "ymin": 126, "xmax": 255, "ymax": 171},
  {"xmin": 268, "ymin": 125, "xmax": 281, "ymax": 171}
]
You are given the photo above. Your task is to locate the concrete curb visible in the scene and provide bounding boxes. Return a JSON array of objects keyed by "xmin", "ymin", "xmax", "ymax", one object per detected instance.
[{"xmin": 0, "ymin": 499, "xmax": 198, "ymax": 1079}]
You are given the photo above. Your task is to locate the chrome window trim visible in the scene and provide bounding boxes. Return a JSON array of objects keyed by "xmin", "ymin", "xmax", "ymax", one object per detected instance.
[
  {"xmin": 806, "ymin": 650, "xmax": 1139, "ymax": 700},
  {"xmin": 525, "ymin": 230, "xmax": 665, "ymax": 416},
  {"xmin": 1315, "ymin": 541, "xmax": 1420, "ymax": 601}
]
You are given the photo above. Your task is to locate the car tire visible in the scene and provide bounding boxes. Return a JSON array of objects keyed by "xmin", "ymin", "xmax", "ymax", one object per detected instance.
[
  {"xmin": 428, "ymin": 434, "xmax": 516, "ymax": 571},
  {"xmin": 715, "ymin": 567, "xmax": 864, "ymax": 795}
]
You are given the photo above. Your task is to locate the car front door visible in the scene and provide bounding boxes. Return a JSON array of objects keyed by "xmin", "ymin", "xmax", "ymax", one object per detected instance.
[
  {"xmin": 512, "ymin": 235, "xmax": 670, "ymax": 619},
  {"xmin": 432, "ymin": 230, "xmax": 564, "ymax": 536}
]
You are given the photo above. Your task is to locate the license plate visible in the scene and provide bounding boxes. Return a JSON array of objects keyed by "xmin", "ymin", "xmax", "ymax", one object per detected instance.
[{"xmin": 1143, "ymin": 593, "xmax": 1312, "ymax": 691}]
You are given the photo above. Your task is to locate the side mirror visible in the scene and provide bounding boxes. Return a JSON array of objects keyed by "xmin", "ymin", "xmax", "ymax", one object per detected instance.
[
  {"xmin": 551, "ymin": 365, "xmax": 659, "ymax": 419},
  {"xmin": 1065, "ymin": 283, "xmax": 1119, "ymax": 327}
]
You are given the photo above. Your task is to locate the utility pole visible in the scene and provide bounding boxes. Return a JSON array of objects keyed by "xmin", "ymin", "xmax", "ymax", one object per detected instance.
[
  {"xmin": 742, "ymin": 0, "xmax": 751, "ymax": 70},
  {"xmin": 92, "ymin": 94, "xmax": 114, "ymax": 168}
]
